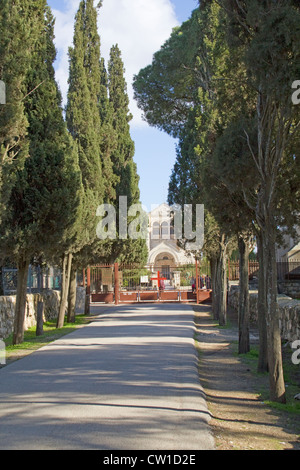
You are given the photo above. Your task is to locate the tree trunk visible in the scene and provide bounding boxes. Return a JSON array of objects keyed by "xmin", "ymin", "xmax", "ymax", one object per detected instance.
[
  {"xmin": 67, "ymin": 265, "xmax": 77, "ymax": 323},
  {"xmin": 216, "ymin": 234, "xmax": 228, "ymax": 327},
  {"xmin": 84, "ymin": 294, "xmax": 90, "ymax": 316},
  {"xmin": 13, "ymin": 257, "xmax": 30, "ymax": 345},
  {"xmin": 218, "ymin": 248, "xmax": 227, "ymax": 327},
  {"xmin": 256, "ymin": 232, "xmax": 269, "ymax": 373},
  {"xmin": 210, "ymin": 236, "xmax": 227, "ymax": 326},
  {"xmin": 56, "ymin": 252, "xmax": 73, "ymax": 328},
  {"xmin": 262, "ymin": 225, "xmax": 286, "ymax": 403},
  {"xmin": 255, "ymin": 91, "xmax": 287, "ymax": 403},
  {"xmin": 0, "ymin": 268, "xmax": 4, "ymax": 296},
  {"xmin": 210, "ymin": 257, "xmax": 218, "ymax": 320},
  {"xmin": 36, "ymin": 299, "xmax": 44, "ymax": 337},
  {"xmin": 238, "ymin": 236, "xmax": 250, "ymax": 354}
]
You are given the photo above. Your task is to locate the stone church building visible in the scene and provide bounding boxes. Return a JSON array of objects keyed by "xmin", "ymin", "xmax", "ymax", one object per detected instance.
[{"xmin": 146, "ymin": 204, "xmax": 194, "ymax": 285}]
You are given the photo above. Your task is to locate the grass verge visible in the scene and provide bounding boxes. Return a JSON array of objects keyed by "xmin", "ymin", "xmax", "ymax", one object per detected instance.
[
  {"xmin": 2, "ymin": 315, "xmax": 92, "ymax": 366},
  {"xmin": 237, "ymin": 343, "xmax": 300, "ymax": 415}
]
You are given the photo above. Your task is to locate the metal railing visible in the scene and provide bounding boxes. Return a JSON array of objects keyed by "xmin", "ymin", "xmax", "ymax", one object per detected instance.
[
  {"xmin": 228, "ymin": 260, "xmax": 300, "ymax": 282},
  {"xmin": 2, "ymin": 265, "xmax": 62, "ymax": 295}
]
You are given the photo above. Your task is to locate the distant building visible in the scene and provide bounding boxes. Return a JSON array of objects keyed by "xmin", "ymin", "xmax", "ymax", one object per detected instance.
[
  {"xmin": 146, "ymin": 204, "xmax": 194, "ymax": 284},
  {"xmin": 276, "ymin": 226, "xmax": 300, "ymax": 262}
]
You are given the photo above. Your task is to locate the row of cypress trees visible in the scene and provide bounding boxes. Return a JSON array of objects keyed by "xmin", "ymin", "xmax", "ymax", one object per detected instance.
[{"xmin": 0, "ymin": 0, "xmax": 147, "ymax": 343}]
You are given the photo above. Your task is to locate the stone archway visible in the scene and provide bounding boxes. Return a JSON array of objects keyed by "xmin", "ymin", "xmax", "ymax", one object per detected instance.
[
  {"xmin": 153, "ymin": 252, "xmax": 176, "ymax": 281},
  {"xmin": 148, "ymin": 242, "xmax": 181, "ymax": 266}
]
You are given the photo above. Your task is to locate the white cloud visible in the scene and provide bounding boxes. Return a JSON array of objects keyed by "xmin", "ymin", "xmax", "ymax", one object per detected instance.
[{"xmin": 51, "ymin": 0, "xmax": 178, "ymax": 127}]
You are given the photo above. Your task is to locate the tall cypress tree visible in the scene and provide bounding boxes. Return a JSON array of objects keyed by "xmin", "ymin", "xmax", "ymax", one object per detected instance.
[
  {"xmin": 63, "ymin": 0, "xmax": 118, "ymax": 323},
  {"xmin": 66, "ymin": 0, "xmax": 103, "ymax": 199},
  {"xmin": 107, "ymin": 44, "xmax": 147, "ymax": 264},
  {"xmin": 99, "ymin": 57, "xmax": 118, "ymax": 204},
  {"xmin": 0, "ymin": 0, "xmax": 32, "ymax": 207},
  {"xmin": 108, "ymin": 45, "xmax": 140, "ymax": 205},
  {"xmin": 0, "ymin": 1, "xmax": 82, "ymax": 344},
  {"xmin": 61, "ymin": 0, "xmax": 104, "ymax": 326},
  {"xmin": 0, "ymin": 0, "xmax": 32, "ymax": 327}
]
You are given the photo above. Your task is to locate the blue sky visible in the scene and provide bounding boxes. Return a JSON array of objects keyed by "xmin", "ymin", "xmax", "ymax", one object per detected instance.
[{"xmin": 47, "ymin": 0, "xmax": 198, "ymax": 211}]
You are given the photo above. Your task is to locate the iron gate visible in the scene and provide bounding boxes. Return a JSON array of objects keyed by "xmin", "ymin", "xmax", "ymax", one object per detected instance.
[{"xmin": 86, "ymin": 263, "xmax": 212, "ymax": 305}]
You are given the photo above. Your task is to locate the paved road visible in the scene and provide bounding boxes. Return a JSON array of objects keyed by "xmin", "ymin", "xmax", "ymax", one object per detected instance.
[{"xmin": 0, "ymin": 303, "xmax": 215, "ymax": 450}]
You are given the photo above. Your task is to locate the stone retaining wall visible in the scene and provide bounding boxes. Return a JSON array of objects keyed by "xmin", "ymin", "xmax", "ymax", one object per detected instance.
[
  {"xmin": 0, "ymin": 287, "xmax": 85, "ymax": 340},
  {"xmin": 278, "ymin": 280, "xmax": 300, "ymax": 299},
  {"xmin": 228, "ymin": 285, "xmax": 300, "ymax": 343}
]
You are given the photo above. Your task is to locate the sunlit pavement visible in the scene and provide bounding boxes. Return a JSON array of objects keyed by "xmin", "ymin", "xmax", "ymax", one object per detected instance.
[{"xmin": 0, "ymin": 303, "xmax": 215, "ymax": 450}]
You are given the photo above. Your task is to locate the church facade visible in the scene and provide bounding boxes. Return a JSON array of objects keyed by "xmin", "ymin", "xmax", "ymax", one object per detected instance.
[{"xmin": 146, "ymin": 204, "xmax": 195, "ymax": 283}]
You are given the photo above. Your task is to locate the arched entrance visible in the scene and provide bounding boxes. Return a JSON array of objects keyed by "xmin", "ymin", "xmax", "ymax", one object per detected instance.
[{"xmin": 153, "ymin": 252, "xmax": 176, "ymax": 281}]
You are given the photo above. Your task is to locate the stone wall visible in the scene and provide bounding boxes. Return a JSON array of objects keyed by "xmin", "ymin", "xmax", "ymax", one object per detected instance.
[
  {"xmin": 0, "ymin": 287, "xmax": 86, "ymax": 340},
  {"xmin": 228, "ymin": 285, "xmax": 300, "ymax": 343},
  {"xmin": 0, "ymin": 296, "xmax": 17, "ymax": 340},
  {"xmin": 278, "ymin": 280, "xmax": 300, "ymax": 299}
]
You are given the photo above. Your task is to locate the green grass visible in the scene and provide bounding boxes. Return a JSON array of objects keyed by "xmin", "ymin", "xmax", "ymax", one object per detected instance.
[
  {"xmin": 3, "ymin": 315, "xmax": 91, "ymax": 363},
  {"xmin": 210, "ymin": 318, "xmax": 231, "ymax": 330},
  {"xmin": 239, "ymin": 344, "xmax": 300, "ymax": 415}
]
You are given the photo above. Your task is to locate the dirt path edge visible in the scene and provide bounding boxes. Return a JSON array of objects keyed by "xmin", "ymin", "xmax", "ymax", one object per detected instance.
[{"xmin": 194, "ymin": 304, "xmax": 300, "ymax": 451}]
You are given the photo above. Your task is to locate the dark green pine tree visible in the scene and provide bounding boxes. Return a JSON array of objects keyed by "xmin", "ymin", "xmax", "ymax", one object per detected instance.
[
  {"xmin": 108, "ymin": 45, "xmax": 138, "ymax": 205},
  {"xmin": 63, "ymin": 0, "xmax": 121, "ymax": 322},
  {"xmin": 61, "ymin": 0, "xmax": 106, "ymax": 326},
  {"xmin": 0, "ymin": 1, "xmax": 82, "ymax": 344},
  {"xmin": 0, "ymin": 0, "xmax": 32, "ymax": 296},
  {"xmin": 107, "ymin": 44, "xmax": 147, "ymax": 264},
  {"xmin": 0, "ymin": 0, "xmax": 32, "ymax": 207},
  {"xmin": 99, "ymin": 57, "xmax": 118, "ymax": 204},
  {"xmin": 66, "ymin": 0, "xmax": 103, "ymax": 201}
]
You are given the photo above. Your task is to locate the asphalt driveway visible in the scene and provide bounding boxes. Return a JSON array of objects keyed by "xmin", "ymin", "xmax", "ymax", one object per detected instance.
[{"xmin": 0, "ymin": 303, "xmax": 215, "ymax": 450}]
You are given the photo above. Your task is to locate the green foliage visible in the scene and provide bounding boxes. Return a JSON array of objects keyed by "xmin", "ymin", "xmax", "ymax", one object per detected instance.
[
  {"xmin": 133, "ymin": 9, "xmax": 202, "ymax": 138},
  {"xmin": 66, "ymin": 0, "xmax": 111, "ymax": 268},
  {"xmin": 66, "ymin": 4, "xmax": 147, "ymax": 267},
  {"xmin": 66, "ymin": 0, "xmax": 103, "ymax": 199},
  {"xmin": 108, "ymin": 45, "xmax": 136, "ymax": 203},
  {"xmin": 0, "ymin": 0, "xmax": 83, "ymax": 343},
  {"xmin": 106, "ymin": 44, "xmax": 148, "ymax": 264},
  {"xmin": 165, "ymin": 3, "xmax": 238, "ymax": 261},
  {"xmin": 0, "ymin": 1, "xmax": 81, "ymax": 263},
  {"xmin": 134, "ymin": 1, "xmax": 300, "ymax": 396},
  {"xmin": 136, "ymin": 0, "xmax": 299, "ymax": 259},
  {"xmin": 0, "ymin": 0, "xmax": 32, "ymax": 213},
  {"xmin": 99, "ymin": 57, "xmax": 118, "ymax": 203}
]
